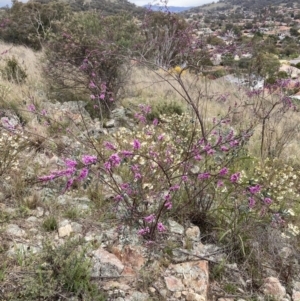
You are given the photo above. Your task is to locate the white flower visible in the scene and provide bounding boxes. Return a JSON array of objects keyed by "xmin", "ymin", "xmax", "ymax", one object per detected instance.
[
  {"xmin": 286, "ymin": 209, "xmax": 295, "ymax": 216},
  {"xmin": 287, "ymin": 224, "xmax": 299, "ymax": 236}
]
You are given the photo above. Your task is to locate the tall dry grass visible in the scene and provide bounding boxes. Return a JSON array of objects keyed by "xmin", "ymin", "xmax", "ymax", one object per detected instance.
[{"xmin": 122, "ymin": 66, "xmax": 300, "ymax": 163}]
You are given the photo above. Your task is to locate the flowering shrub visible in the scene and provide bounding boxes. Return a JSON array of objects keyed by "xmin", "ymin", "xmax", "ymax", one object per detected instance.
[
  {"xmin": 38, "ymin": 103, "xmax": 266, "ymax": 241},
  {"xmin": 45, "ymin": 12, "xmax": 140, "ymax": 117}
]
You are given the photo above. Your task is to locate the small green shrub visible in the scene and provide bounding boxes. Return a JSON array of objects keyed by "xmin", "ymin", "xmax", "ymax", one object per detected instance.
[
  {"xmin": 146, "ymin": 100, "xmax": 184, "ymax": 121},
  {"xmin": 13, "ymin": 239, "xmax": 106, "ymax": 300},
  {"xmin": 1, "ymin": 56, "xmax": 27, "ymax": 84},
  {"xmin": 42, "ymin": 216, "xmax": 58, "ymax": 232},
  {"xmin": 277, "ymin": 70, "xmax": 288, "ymax": 79},
  {"xmin": 211, "ymin": 69, "xmax": 227, "ymax": 78},
  {"xmin": 223, "ymin": 283, "xmax": 238, "ymax": 294},
  {"xmin": 64, "ymin": 208, "xmax": 80, "ymax": 220}
]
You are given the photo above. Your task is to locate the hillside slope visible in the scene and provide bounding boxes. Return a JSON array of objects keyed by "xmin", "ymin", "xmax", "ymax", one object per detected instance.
[{"xmin": 34, "ymin": 0, "xmax": 146, "ymax": 16}]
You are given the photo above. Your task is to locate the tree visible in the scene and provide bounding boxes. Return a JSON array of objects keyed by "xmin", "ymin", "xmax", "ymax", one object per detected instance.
[
  {"xmin": 140, "ymin": 11, "xmax": 193, "ymax": 68},
  {"xmin": 290, "ymin": 27, "xmax": 300, "ymax": 37},
  {"xmin": 0, "ymin": 0, "xmax": 70, "ymax": 49},
  {"xmin": 251, "ymin": 53, "xmax": 280, "ymax": 79}
]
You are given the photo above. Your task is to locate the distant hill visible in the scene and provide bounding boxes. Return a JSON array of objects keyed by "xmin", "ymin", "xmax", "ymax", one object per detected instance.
[
  {"xmin": 33, "ymin": 0, "xmax": 146, "ymax": 16},
  {"xmin": 184, "ymin": 0, "xmax": 297, "ymax": 13},
  {"xmin": 143, "ymin": 5, "xmax": 193, "ymax": 13}
]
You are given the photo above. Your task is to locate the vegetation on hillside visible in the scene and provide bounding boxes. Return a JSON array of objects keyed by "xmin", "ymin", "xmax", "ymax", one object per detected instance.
[{"xmin": 0, "ymin": 0, "xmax": 300, "ymax": 300}]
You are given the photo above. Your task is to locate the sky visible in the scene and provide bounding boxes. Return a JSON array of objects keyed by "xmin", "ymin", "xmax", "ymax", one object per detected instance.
[
  {"xmin": 0, "ymin": 0, "xmax": 217, "ymax": 8},
  {"xmin": 0, "ymin": 0, "xmax": 26, "ymax": 7}
]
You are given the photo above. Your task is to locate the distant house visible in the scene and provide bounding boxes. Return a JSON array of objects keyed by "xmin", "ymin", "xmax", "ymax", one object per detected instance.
[{"xmin": 220, "ymin": 74, "xmax": 264, "ymax": 90}]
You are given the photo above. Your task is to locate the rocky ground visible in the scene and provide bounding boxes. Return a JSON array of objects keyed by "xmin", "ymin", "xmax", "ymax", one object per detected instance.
[{"xmin": 1, "ymin": 99, "xmax": 300, "ymax": 301}]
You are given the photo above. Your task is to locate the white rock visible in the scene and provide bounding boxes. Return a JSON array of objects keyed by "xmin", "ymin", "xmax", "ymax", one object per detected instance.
[
  {"xmin": 186, "ymin": 226, "xmax": 201, "ymax": 241},
  {"xmin": 104, "ymin": 119, "xmax": 115, "ymax": 128},
  {"xmin": 128, "ymin": 291, "xmax": 149, "ymax": 301},
  {"xmin": 58, "ymin": 224, "xmax": 73, "ymax": 237},
  {"xmin": 6, "ymin": 224, "xmax": 26, "ymax": 237},
  {"xmin": 186, "ymin": 292, "xmax": 206, "ymax": 301},
  {"xmin": 262, "ymin": 277, "xmax": 286, "ymax": 299},
  {"xmin": 168, "ymin": 219, "xmax": 184, "ymax": 235},
  {"xmin": 92, "ymin": 248, "xmax": 124, "ymax": 277},
  {"xmin": 71, "ymin": 222, "xmax": 82, "ymax": 233}
]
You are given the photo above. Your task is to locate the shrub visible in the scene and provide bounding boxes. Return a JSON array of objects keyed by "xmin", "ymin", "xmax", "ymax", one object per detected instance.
[
  {"xmin": 42, "ymin": 216, "xmax": 58, "ymax": 232},
  {"xmin": 146, "ymin": 100, "xmax": 184, "ymax": 121},
  {"xmin": 0, "ymin": 1, "xmax": 70, "ymax": 50},
  {"xmin": 277, "ymin": 70, "xmax": 288, "ymax": 79},
  {"xmin": 12, "ymin": 239, "xmax": 106, "ymax": 300},
  {"xmin": 45, "ymin": 11, "xmax": 139, "ymax": 118},
  {"xmin": 1, "ymin": 56, "xmax": 27, "ymax": 84}
]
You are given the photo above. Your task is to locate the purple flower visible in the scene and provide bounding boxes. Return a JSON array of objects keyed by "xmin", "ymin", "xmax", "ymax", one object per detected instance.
[
  {"xmin": 82, "ymin": 155, "xmax": 97, "ymax": 165},
  {"xmin": 38, "ymin": 174, "xmax": 56, "ymax": 182},
  {"xmin": 249, "ymin": 197, "xmax": 255, "ymax": 208},
  {"xmin": 133, "ymin": 139, "xmax": 141, "ymax": 150},
  {"xmin": 194, "ymin": 154, "xmax": 202, "ymax": 161},
  {"xmin": 104, "ymin": 161, "xmax": 111, "ymax": 171},
  {"xmin": 90, "ymin": 94, "xmax": 96, "ymax": 100},
  {"xmin": 64, "ymin": 178, "xmax": 74, "ymax": 192},
  {"xmin": 120, "ymin": 183, "xmax": 129, "ymax": 190},
  {"xmin": 229, "ymin": 140, "xmax": 239, "ymax": 147},
  {"xmin": 104, "ymin": 141, "xmax": 117, "ymax": 151},
  {"xmin": 203, "ymin": 143, "xmax": 212, "ymax": 151},
  {"xmin": 165, "ymin": 201, "xmax": 172, "ymax": 210},
  {"xmin": 137, "ymin": 227, "xmax": 150, "ymax": 236},
  {"xmin": 28, "ymin": 104, "xmax": 36, "ymax": 112},
  {"xmin": 217, "ymin": 180, "xmax": 224, "ymax": 187},
  {"xmin": 157, "ymin": 222, "xmax": 166, "ymax": 232},
  {"xmin": 182, "ymin": 175, "xmax": 188, "ymax": 182},
  {"xmin": 230, "ymin": 172, "xmax": 240, "ymax": 183},
  {"xmin": 198, "ymin": 172, "xmax": 210, "ymax": 180},
  {"xmin": 77, "ymin": 168, "xmax": 89, "ymax": 181},
  {"xmin": 134, "ymin": 113, "xmax": 146, "ymax": 123},
  {"xmin": 131, "ymin": 164, "xmax": 139, "ymax": 172},
  {"xmin": 144, "ymin": 214, "xmax": 155, "ymax": 223},
  {"xmin": 170, "ymin": 184, "xmax": 180, "ymax": 192},
  {"xmin": 120, "ymin": 150, "xmax": 134, "ymax": 157},
  {"xmin": 114, "ymin": 195, "xmax": 123, "ymax": 202},
  {"xmin": 89, "ymin": 81, "xmax": 97, "ymax": 89},
  {"xmin": 139, "ymin": 104, "xmax": 151, "ymax": 114},
  {"xmin": 158, "ymin": 134, "xmax": 164, "ymax": 141},
  {"xmin": 99, "ymin": 93, "xmax": 105, "ymax": 100},
  {"xmin": 109, "ymin": 153, "xmax": 121, "ymax": 167},
  {"xmin": 207, "ymin": 149, "xmax": 216, "ymax": 155},
  {"xmin": 134, "ymin": 173, "xmax": 142, "ymax": 180},
  {"xmin": 249, "ymin": 184, "xmax": 261, "ymax": 194},
  {"xmin": 221, "ymin": 145, "xmax": 229, "ymax": 152},
  {"xmin": 65, "ymin": 158, "xmax": 77, "ymax": 169},
  {"xmin": 264, "ymin": 197, "xmax": 272, "ymax": 205},
  {"xmin": 219, "ymin": 167, "xmax": 228, "ymax": 176},
  {"xmin": 153, "ymin": 118, "xmax": 159, "ymax": 126}
]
